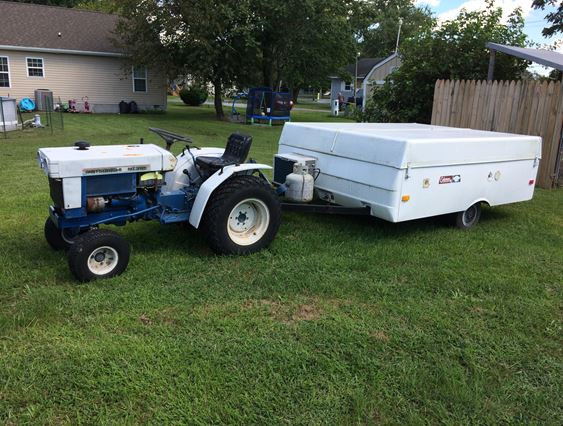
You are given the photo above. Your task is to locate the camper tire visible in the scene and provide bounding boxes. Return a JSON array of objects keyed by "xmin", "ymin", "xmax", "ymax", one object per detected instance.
[
  {"xmin": 204, "ymin": 175, "xmax": 281, "ymax": 254},
  {"xmin": 455, "ymin": 203, "xmax": 481, "ymax": 230},
  {"xmin": 68, "ymin": 229, "xmax": 130, "ymax": 282}
]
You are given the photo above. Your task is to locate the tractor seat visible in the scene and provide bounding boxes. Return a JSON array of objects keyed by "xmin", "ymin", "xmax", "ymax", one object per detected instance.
[{"xmin": 196, "ymin": 133, "xmax": 252, "ymax": 171}]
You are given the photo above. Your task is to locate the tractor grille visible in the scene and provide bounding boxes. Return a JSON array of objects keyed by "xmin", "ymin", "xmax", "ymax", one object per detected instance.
[{"xmin": 48, "ymin": 178, "xmax": 64, "ymax": 209}]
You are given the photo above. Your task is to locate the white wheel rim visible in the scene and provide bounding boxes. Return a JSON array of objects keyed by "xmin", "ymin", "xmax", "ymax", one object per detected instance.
[
  {"xmin": 87, "ymin": 246, "xmax": 119, "ymax": 275},
  {"xmin": 227, "ymin": 198, "xmax": 270, "ymax": 246}
]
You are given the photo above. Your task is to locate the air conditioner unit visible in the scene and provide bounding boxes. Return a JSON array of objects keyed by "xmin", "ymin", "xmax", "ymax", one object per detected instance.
[
  {"xmin": 35, "ymin": 89, "xmax": 54, "ymax": 111},
  {"xmin": 273, "ymin": 153, "xmax": 316, "ymax": 185}
]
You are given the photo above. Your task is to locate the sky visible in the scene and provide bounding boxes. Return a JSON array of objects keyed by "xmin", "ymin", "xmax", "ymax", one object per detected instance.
[{"xmin": 414, "ymin": 0, "xmax": 562, "ymax": 74}]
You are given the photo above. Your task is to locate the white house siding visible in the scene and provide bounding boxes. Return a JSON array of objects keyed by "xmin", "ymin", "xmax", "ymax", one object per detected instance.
[
  {"xmin": 0, "ymin": 50, "xmax": 166, "ymax": 112},
  {"xmin": 365, "ymin": 56, "xmax": 401, "ymax": 85},
  {"xmin": 330, "ymin": 78, "xmax": 355, "ymax": 103}
]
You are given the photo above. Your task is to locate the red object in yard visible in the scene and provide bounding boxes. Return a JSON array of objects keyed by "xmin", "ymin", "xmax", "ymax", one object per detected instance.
[
  {"xmin": 82, "ymin": 96, "xmax": 91, "ymax": 113},
  {"xmin": 68, "ymin": 99, "xmax": 78, "ymax": 113}
]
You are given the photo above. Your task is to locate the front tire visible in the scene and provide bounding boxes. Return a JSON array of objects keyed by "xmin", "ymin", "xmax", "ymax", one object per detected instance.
[
  {"xmin": 68, "ymin": 229, "xmax": 130, "ymax": 282},
  {"xmin": 44, "ymin": 217, "xmax": 88, "ymax": 250},
  {"xmin": 44, "ymin": 217, "xmax": 69, "ymax": 250},
  {"xmin": 455, "ymin": 202, "xmax": 481, "ymax": 230},
  {"xmin": 204, "ymin": 175, "xmax": 281, "ymax": 254}
]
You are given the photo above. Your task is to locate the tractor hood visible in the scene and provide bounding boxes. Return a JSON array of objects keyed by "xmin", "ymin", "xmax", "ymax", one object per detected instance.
[{"xmin": 37, "ymin": 144, "xmax": 177, "ymax": 178}]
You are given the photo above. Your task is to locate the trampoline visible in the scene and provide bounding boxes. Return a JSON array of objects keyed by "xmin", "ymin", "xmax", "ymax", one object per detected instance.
[{"xmin": 245, "ymin": 87, "xmax": 291, "ymax": 126}]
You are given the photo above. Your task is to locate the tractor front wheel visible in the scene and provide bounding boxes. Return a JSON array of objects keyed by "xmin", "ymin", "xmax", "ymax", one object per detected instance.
[
  {"xmin": 44, "ymin": 217, "xmax": 91, "ymax": 250},
  {"xmin": 68, "ymin": 229, "xmax": 130, "ymax": 282},
  {"xmin": 204, "ymin": 175, "xmax": 281, "ymax": 254},
  {"xmin": 45, "ymin": 217, "xmax": 68, "ymax": 250}
]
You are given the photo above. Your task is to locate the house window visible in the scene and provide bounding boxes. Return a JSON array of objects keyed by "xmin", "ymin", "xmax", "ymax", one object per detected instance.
[
  {"xmin": 27, "ymin": 57, "xmax": 44, "ymax": 77},
  {"xmin": 132, "ymin": 66, "xmax": 147, "ymax": 93},
  {"xmin": 344, "ymin": 81, "xmax": 352, "ymax": 91},
  {"xmin": 0, "ymin": 57, "xmax": 9, "ymax": 87}
]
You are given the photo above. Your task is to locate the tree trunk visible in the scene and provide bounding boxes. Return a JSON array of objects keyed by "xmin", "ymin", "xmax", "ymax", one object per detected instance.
[
  {"xmin": 291, "ymin": 87, "xmax": 300, "ymax": 104},
  {"xmin": 213, "ymin": 79, "xmax": 224, "ymax": 120},
  {"xmin": 261, "ymin": 43, "xmax": 274, "ymax": 88}
]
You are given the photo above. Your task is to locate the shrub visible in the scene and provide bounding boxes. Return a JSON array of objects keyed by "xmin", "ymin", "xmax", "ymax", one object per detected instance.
[{"xmin": 179, "ymin": 85, "xmax": 208, "ymax": 106}]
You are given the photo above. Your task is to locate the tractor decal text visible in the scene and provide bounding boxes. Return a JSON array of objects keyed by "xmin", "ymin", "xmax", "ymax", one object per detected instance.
[{"xmin": 83, "ymin": 165, "xmax": 149, "ymax": 175}]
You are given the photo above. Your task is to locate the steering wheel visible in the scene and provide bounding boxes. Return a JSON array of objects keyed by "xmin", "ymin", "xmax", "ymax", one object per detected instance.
[{"xmin": 148, "ymin": 127, "xmax": 194, "ymax": 151}]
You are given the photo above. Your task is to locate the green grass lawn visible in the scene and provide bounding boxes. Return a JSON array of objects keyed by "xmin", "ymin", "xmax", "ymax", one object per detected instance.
[{"xmin": 0, "ymin": 103, "xmax": 561, "ymax": 424}]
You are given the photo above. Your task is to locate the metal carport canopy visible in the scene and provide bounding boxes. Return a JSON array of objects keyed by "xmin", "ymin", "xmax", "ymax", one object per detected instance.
[{"xmin": 486, "ymin": 42, "xmax": 563, "ymax": 80}]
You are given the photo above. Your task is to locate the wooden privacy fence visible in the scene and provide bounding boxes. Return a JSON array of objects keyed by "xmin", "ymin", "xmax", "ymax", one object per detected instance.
[{"xmin": 431, "ymin": 79, "xmax": 563, "ymax": 188}]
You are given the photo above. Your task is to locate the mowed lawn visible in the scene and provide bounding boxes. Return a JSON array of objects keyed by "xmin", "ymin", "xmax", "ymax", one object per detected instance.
[{"xmin": 0, "ymin": 102, "xmax": 561, "ymax": 424}]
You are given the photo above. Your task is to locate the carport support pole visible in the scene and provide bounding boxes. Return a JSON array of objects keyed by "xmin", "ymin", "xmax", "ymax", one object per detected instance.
[{"xmin": 487, "ymin": 49, "xmax": 496, "ymax": 81}]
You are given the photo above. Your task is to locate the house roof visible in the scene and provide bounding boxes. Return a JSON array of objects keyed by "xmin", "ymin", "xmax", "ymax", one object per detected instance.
[
  {"xmin": 0, "ymin": 1, "xmax": 122, "ymax": 56},
  {"xmin": 331, "ymin": 57, "xmax": 390, "ymax": 80},
  {"xmin": 486, "ymin": 42, "xmax": 563, "ymax": 71},
  {"xmin": 345, "ymin": 58, "xmax": 385, "ymax": 78}
]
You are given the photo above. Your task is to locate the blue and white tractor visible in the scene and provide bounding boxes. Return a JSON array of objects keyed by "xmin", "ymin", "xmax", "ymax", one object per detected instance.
[{"xmin": 38, "ymin": 128, "xmax": 281, "ymax": 282}]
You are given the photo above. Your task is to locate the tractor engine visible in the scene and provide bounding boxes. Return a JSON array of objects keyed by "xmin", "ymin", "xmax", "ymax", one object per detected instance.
[{"xmin": 38, "ymin": 142, "xmax": 178, "ymax": 225}]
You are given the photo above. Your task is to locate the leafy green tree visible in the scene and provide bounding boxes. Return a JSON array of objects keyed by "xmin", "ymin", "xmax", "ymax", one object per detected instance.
[
  {"xmin": 115, "ymin": 0, "xmax": 259, "ymax": 120},
  {"xmin": 532, "ymin": 0, "xmax": 562, "ymax": 37},
  {"xmin": 357, "ymin": 0, "xmax": 435, "ymax": 58},
  {"xmin": 254, "ymin": 0, "xmax": 357, "ymax": 101},
  {"xmin": 74, "ymin": 0, "xmax": 121, "ymax": 13},
  {"xmin": 115, "ymin": 0, "xmax": 359, "ymax": 112},
  {"xmin": 362, "ymin": 0, "xmax": 529, "ymax": 124}
]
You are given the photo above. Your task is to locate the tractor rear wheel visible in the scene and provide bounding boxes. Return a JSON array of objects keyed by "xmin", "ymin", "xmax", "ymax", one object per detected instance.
[
  {"xmin": 68, "ymin": 229, "xmax": 130, "ymax": 282},
  {"xmin": 204, "ymin": 175, "xmax": 281, "ymax": 254}
]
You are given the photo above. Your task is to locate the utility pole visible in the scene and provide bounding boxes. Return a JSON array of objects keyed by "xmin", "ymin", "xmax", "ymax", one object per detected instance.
[
  {"xmin": 353, "ymin": 51, "xmax": 360, "ymax": 106},
  {"xmin": 395, "ymin": 18, "xmax": 403, "ymax": 53}
]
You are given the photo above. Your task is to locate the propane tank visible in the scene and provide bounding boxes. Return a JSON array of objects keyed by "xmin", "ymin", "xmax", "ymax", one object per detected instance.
[{"xmin": 285, "ymin": 164, "xmax": 314, "ymax": 202}]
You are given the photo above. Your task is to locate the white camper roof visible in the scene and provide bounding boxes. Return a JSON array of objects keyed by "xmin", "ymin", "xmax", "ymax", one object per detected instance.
[{"xmin": 279, "ymin": 123, "xmax": 542, "ymax": 169}]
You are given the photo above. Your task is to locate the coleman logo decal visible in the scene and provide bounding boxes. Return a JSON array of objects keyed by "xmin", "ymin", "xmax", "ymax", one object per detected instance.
[{"xmin": 439, "ymin": 175, "xmax": 461, "ymax": 184}]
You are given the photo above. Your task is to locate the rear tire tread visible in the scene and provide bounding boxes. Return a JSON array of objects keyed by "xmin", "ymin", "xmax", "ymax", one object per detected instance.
[{"xmin": 204, "ymin": 175, "xmax": 281, "ymax": 254}]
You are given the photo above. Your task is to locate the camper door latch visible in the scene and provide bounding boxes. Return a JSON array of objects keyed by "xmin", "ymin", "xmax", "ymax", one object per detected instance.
[
  {"xmin": 533, "ymin": 156, "xmax": 539, "ymax": 167},
  {"xmin": 406, "ymin": 163, "xmax": 412, "ymax": 179}
]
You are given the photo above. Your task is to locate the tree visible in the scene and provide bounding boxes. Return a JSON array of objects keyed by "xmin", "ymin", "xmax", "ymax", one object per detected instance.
[
  {"xmin": 74, "ymin": 0, "xmax": 121, "ymax": 13},
  {"xmin": 254, "ymin": 0, "xmax": 357, "ymax": 102},
  {"xmin": 115, "ymin": 0, "xmax": 358, "ymax": 113},
  {"xmin": 362, "ymin": 0, "xmax": 529, "ymax": 124},
  {"xmin": 532, "ymin": 0, "xmax": 563, "ymax": 37},
  {"xmin": 357, "ymin": 0, "xmax": 434, "ymax": 58},
  {"xmin": 115, "ymin": 0, "xmax": 259, "ymax": 120}
]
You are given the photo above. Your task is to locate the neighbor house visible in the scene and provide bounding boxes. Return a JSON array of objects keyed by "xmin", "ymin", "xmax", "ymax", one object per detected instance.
[
  {"xmin": 330, "ymin": 53, "xmax": 401, "ymax": 109},
  {"xmin": 0, "ymin": 1, "xmax": 166, "ymax": 112}
]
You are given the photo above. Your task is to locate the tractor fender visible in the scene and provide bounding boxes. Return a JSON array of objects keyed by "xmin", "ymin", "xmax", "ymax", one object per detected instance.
[{"xmin": 189, "ymin": 163, "xmax": 272, "ymax": 228}]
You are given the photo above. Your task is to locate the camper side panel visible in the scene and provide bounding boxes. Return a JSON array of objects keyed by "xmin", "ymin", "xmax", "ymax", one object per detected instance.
[{"xmin": 397, "ymin": 159, "xmax": 539, "ymax": 222}]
